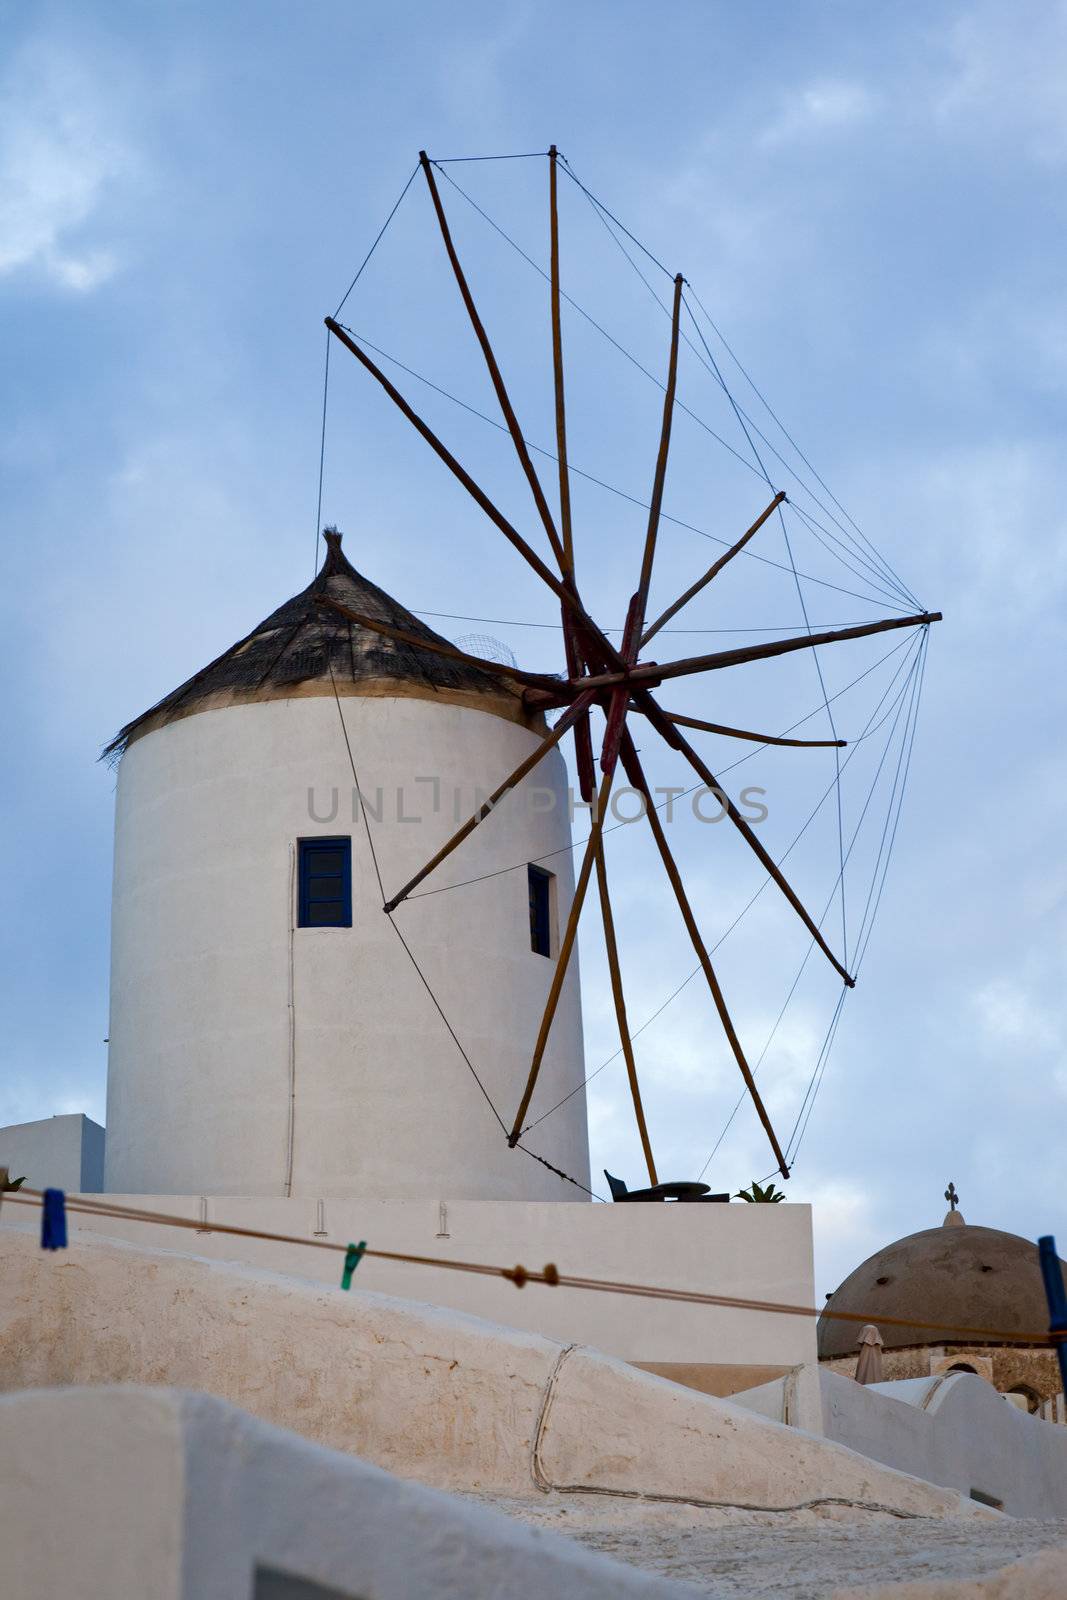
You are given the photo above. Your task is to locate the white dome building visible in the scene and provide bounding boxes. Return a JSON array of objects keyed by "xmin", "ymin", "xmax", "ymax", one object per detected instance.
[{"xmin": 103, "ymin": 530, "xmax": 589, "ymax": 1202}]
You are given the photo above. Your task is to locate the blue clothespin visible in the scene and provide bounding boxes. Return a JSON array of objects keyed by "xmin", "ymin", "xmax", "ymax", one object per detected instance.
[
  {"xmin": 341, "ymin": 1240, "xmax": 366, "ymax": 1290},
  {"xmin": 41, "ymin": 1189, "xmax": 67, "ymax": 1251},
  {"xmin": 1038, "ymin": 1236, "xmax": 1067, "ymax": 1399}
]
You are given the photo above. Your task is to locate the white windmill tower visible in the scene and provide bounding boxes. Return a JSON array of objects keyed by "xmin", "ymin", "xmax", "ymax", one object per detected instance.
[{"xmin": 103, "ymin": 529, "xmax": 589, "ymax": 1201}]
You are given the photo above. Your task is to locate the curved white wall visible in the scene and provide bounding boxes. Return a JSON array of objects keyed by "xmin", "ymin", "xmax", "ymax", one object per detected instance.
[{"xmin": 105, "ymin": 695, "xmax": 589, "ymax": 1200}]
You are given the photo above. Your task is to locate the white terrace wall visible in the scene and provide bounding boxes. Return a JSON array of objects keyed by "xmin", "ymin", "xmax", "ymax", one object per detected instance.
[
  {"xmin": 16, "ymin": 1196, "xmax": 821, "ymax": 1409},
  {"xmin": 105, "ymin": 696, "xmax": 588, "ymax": 1203},
  {"xmin": 0, "ymin": 1388, "xmax": 697, "ymax": 1600},
  {"xmin": 0, "ymin": 1386, "xmax": 699, "ymax": 1600},
  {"xmin": 0, "ymin": 1228, "xmax": 984, "ymax": 1519},
  {"xmin": 819, "ymin": 1371, "xmax": 1067, "ymax": 1519}
]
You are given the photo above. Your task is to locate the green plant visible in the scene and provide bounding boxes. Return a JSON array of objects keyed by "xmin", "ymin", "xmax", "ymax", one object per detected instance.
[
  {"xmin": 735, "ymin": 1179, "xmax": 785, "ymax": 1203},
  {"xmin": 1, "ymin": 1173, "xmax": 26, "ymax": 1193}
]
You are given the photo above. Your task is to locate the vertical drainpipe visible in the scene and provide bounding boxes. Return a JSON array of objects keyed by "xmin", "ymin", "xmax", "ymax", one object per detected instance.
[{"xmin": 285, "ymin": 841, "xmax": 296, "ymax": 1197}]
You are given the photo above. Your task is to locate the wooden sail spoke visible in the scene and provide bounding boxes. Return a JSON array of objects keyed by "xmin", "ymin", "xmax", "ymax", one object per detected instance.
[
  {"xmin": 320, "ymin": 156, "xmax": 938, "ymax": 1190},
  {"xmin": 382, "ymin": 690, "xmax": 598, "ymax": 913},
  {"xmin": 593, "ymin": 832, "xmax": 657, "ymax": 1185},
  {"xmin": 324, "ymin": 318, "xmax": 628, "ymax": 678},
  {"xmin": 548, "ymin": 146, "xmax": 597, "ymax": 800},
  {"xmin": 634, "ymin": 273, "xmax": 684, "ymax": 636},
  {"xmin": 639, "ymin": 703, "xmax": 854, "ymax": 987},
  {"xmin": 640, "ymin": 491, "xmax": 786, "ymax": 647},
  {"xmin": 595, "ymin": 269, "xmax": 684, "ymax": 778},
  {"xmin": 569, "ymin": 665, "xmax": 596, "ymax": 802},
  {"xmin": 644, "ymin": 611, "xmax": 944, "ymax": 684},
  {"xmin": 572, "ymin": 610, "xmax": 943, "ymax": 693},
  {"xmin": 549, "ymin": 145, "xmax": 575, "ymax": 579},
  {"xmin": 635, "ymin": 705, "xmax": 846, "ymax": 749},
  {"xmin": 618, "ymin": 731, "xmax": 790, "ymax": 1179},
  {"xmin": 420, "ymin": 152, "xmax": 566, "ymax": 574},
  {"xmin": 600, "ymin": 593, "xmax": 642, "ymax": 774},
  {"xmin": 508, "ymin": 768, "xmax": 614, "ymax": 1145}
]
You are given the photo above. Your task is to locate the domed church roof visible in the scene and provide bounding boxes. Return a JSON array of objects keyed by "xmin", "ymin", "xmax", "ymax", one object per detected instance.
[
  {"xmin": 818, "ymin": 1205, "xmax": 1064, "ymax": 1358},
  {"xmin": 104, "ymin": 530, "xmax": 528, "ymax": 759}
]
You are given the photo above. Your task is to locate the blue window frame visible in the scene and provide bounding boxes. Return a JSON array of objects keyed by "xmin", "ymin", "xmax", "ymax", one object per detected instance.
[
  {"xmin": 528, "ymin": 863, "xmax": 553, "ymax": 957},
  {"xmin": 298, "ymin": 837, "xmax": 352, "ymax": 928}
]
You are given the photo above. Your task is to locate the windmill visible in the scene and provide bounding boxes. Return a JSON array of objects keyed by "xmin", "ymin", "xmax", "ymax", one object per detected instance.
[{"xmin": 317, "ymin": 148, "xmax": 941, "ymax": 1186}]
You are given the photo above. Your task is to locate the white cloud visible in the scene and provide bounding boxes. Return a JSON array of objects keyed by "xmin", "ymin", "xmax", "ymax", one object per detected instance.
[
  {"xmin": 0, "ymin": 38, "xmax": 136, "ymax": 292},
  {"xmin": 436, "ymin": 7, "xmax": 533, "ymax": 125},
  {"xmin": 901, "ymin": 441, "xmax": 1067, "ymax": 630},
  {"xmin": 758, "ymin": 80, "xmax": 877, "ymax": 148},
  {"xmin": 47, "ymin": 248, "xmax": 119, "ymax": 293},
  {"xmin": 971, "ymin": 977, "xmax": 1060, "ymax": 1053},
  {"xmin": 801, "ymin": 1176, "xmax": 880, "ymax": 1299},
  {"xmin": 936, "ymin": 2, "xmax": 1067, "ymax": 165}
]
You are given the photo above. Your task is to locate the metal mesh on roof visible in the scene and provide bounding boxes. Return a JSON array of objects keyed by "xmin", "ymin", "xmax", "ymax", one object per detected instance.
[{"xmin": 102, "ymin": 530, "xmax": 519, "ymax": 761}]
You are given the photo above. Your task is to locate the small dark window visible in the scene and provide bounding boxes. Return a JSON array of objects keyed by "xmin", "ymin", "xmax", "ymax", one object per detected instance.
[
  {"xmin": 298, "ymin": 837, "xmax": 352, "ymax": 928},
  {"xmin": 528, "ymin": 864, "xmax": 553, "ymax": 957},
  {"xmin": 255, "ymin": 1568, "xmax": 363, "ymax": 1599}
]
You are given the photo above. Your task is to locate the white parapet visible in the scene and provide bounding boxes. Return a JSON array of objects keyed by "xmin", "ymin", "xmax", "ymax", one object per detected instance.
[
  {"xmin": 28, "ymin": 1192, "xmax": 821, "ymax": 1408},
  {"xmin": 819, "ymin": 1369, "xmax": 1067, "ymax": 1519},
  {"xmin": 0, "ymin": 1225, "xmax": 987, "ymax": 1521},
  {"xmin": 0, "ymin": 1386, "xmax": 699, "ymax": 1600}
]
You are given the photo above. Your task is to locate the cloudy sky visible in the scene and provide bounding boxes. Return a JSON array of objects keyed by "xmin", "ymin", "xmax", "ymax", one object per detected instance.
[{"xmin": 2, "ymin": 0, "xmax": 1065, "ymax": 1298}]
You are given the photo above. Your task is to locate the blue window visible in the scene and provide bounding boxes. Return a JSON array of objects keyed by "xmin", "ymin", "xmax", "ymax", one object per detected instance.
[
  {"xmin": 298, "ymin": 837, "xmax": 352, "ymax": 927},
  {"xmin": 528, "ymin": 864, "xmax": 553, "ymax": 957}
]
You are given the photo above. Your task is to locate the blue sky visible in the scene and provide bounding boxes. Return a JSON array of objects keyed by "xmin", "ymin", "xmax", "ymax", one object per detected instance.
[{"xmin": 3, "ymin": 0, "xmax": 1066, "ymax": 1296}]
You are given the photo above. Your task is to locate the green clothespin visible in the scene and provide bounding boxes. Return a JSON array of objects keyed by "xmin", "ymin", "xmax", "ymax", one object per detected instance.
[{"xmin": 341, "ymin": 1240, "xmax": 366, "ymax": 1290}]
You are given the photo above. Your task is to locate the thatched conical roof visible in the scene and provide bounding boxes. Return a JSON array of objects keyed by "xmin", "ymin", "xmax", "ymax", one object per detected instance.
[{"xmin": 103, "ymin": 530, "xmax": 526, "ymax": 759}]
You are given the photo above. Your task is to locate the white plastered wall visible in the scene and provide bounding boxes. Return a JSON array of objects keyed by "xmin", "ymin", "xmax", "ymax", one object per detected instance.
[
  {"xmin": 23, "ymin": 1195, "xmax": 820, "ymax": 1382},
  {"xmin": 0, "ymin": 1227, "xmax": 986, "ymax": 1520},
  {"xmin": 0, "ymin": 1386, "xmax": 698, "ymax": 1600},
  {"xmin": 105, "ymin": 695, "xmax": 588, "ymax": 1201},
  {"xmin": 0, "ymin": 1114, "xmax": 104, "ymax": 1193}
]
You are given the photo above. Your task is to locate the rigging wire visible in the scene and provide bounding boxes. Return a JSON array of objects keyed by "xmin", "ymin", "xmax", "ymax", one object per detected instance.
[
  {"xmin": 333, "ymin": 165, "xmax": 420, "ymax": 317},
  {"xmin": 559, "ymin": 151, "xmax": 921, "ymax": 604},
  {"xmin": 337, "ymin": 321, "xmax": 912, "ymax": 614},
  {"xmin": 313, "ymin": 327, "xmax": 331, "ymax": 577},
  {"xmin": 329, "ymin": 663, "xmax": 508, "ymax": 1137},
  {"xmin": 411, "ymin": 609, "xmax": 877, "ymax": 634},
  {"xmin": 851, "ymin": 630, "xmax": 930, "ymax": 972},
  {"xmin": 430, "ymin": 150, "xmax": 550, "ymax": 163},
  {"xmin": 406, "ymin": 629, "xmax": 920, "ymax": 905},
  {"xmin": 778, "ymin": 506, "xmax": 849, "ymax": 970},
  {"xmin": 320, "ymin": 154, "xmax": 934, "ymax": 1186},
  {"xmin": 524, "ymin": 633, "xmax": 924, "ymax": 1136},
  {"xmin": 698, "ymin": 638, "xmax": 924, "ymax": 1176},
  {"xmin": 557, "ymin": 163, "xmax": 916, "ymax": 609},
  {"xmin": 684, "ymin": 283, "xmax": 922, "ymax": 610},
  {"xmin": 566, "ymin": 137, "xmax": 903, "ymax": 623},
  {"xmin": 325, "ymin": 158, "xmax": 919, "ymax": 622},
  {"xmin": 429, "ymin": 164, "xmax": 907, "ymax": 607},
  {"xmin": 675, "ymin": 286, "xmax": 850, "ymax": 974},
  {"xmin": 791, "ymin": 638, "xmax": 928, "ymax": 1157},
  {"xmin": 779, "ymin": 630, "xmax": 929, "ymax": 1172},
  {"xmin": 314, "ymin": 164, "xmax": 419, "ymax": 573},
  {"xmin": 328, "ymin": 661, "xmax": 605, "ymax": 1198},
  {"xmin": 558, "ymin": 156, "xmax": 919, "ymax": 610},
  {"xmin": 556, "ymin": 153, "xmax": 675, "ymax": 282}
]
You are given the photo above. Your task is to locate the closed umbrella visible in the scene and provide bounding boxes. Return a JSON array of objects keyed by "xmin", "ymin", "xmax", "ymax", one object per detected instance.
[{"xmin": 855, "ymin": 1324, "xmax": 884, "ymax": 1385}]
